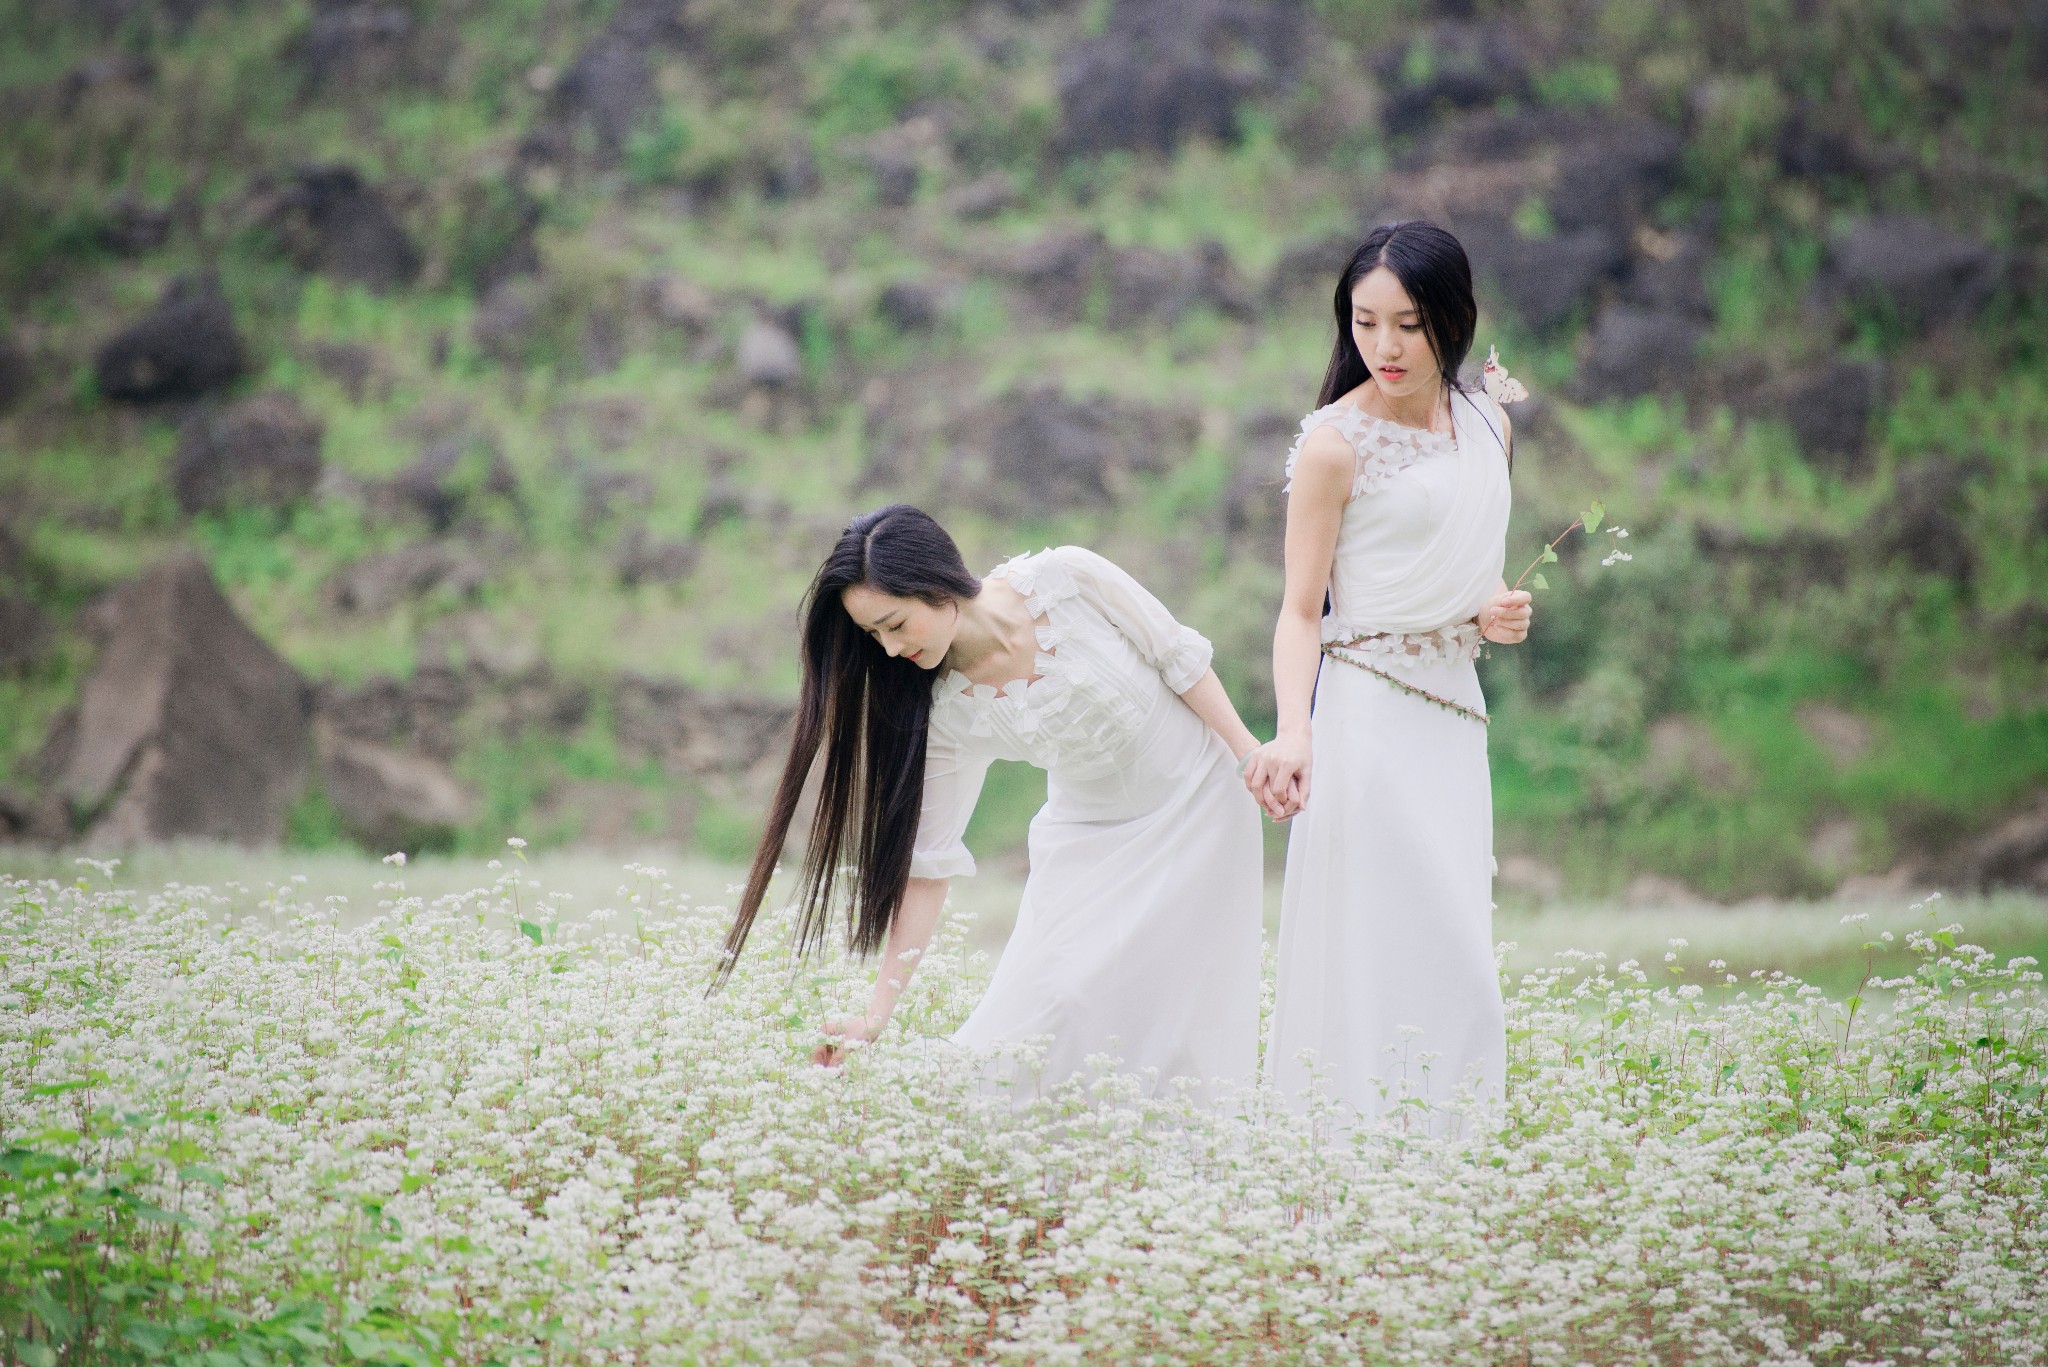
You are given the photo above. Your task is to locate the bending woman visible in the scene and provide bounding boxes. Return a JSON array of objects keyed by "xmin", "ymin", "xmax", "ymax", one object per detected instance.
[
  {"xmin": 721, "ymin": 505, "xmax": 1269, "ymax": 1097},
  {"xmin": 1244, "ymin": 221, "xmax": 1532, "ymax": 1126}
]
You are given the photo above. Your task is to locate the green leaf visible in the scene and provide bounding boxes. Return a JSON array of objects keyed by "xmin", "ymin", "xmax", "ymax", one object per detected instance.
[
  {"xmin": 1530, "ymin": 572, "xmax": 1549, "ymax": 591},
  {"xmin": 20, "ymin": 1345, "xmax": 57, "ymax": 1367},
  {"xmin": 1540, "ymin": 545, "xmax": 1558, "ymax": 563},
  {"xmin": 517, "ymin": 920, "xmax": 544, "ymax": 946},
  {"xmin": 1584, "ymin": 501, "xmax": 1605, "ymax": 533}
]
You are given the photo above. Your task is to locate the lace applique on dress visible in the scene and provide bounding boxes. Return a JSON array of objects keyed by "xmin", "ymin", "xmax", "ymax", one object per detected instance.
[
  {"xmin": 1281, "ymin": 402, "xmax": 1462, "ymax": 500},
  {"xmin": 1320, "ymin": 620, "xmax": 1484, "ymax": 668},
  {"xmin": 930, "ymin": 550, "xmax": 1147, "ymax": 776}
]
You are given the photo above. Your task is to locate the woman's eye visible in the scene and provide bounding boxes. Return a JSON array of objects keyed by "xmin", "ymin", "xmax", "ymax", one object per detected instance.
[{"xmin": 1401, "ymin": 324, "xmax": 1422, "ymax": 333}]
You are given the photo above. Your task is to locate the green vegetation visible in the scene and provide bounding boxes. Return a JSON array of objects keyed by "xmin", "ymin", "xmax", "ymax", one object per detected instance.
[{"xmin": 0, "ymin": 0, "xmax": 2043, "ymax": 900}]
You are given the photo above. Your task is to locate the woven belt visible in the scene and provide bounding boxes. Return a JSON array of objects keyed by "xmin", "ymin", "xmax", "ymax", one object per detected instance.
[{"xmin": 1321, "ymin": 634, "xmax": 1489, "ymax": 726}]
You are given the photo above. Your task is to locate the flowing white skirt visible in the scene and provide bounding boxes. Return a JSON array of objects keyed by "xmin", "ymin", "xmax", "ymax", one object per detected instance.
[
  {"xmin": 1265, "ymin": 654, "xmax": 1504, "ymax": 1128},
  {"xmin": 954, "ymin": 701, "xmax": 1264, "ymax": 1102}
]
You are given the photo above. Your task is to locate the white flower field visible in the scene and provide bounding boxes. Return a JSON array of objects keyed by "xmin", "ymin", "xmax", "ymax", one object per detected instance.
[{"xmin": 3, "ymin": 861, "xmax": 2045, "ymax": 1366}]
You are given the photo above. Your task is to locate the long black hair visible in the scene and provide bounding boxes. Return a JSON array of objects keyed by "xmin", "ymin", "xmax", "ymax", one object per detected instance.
[
  {"xmin": 716, "ymin": 504, "xmax": 981, "ymax": 984},
  {"xmin": 1317, "ymin": 220, "xmax": 1479, "ymax": 410}
]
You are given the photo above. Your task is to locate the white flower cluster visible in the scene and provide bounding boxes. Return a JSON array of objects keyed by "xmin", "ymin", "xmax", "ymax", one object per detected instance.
[
  {"xmin": 1601, "ymin": 523, "xmax": 1634, "ymax": 568},
  {"xmin": 3, "ymin": 872, "xmax": 2044, "ymax": 1364}
]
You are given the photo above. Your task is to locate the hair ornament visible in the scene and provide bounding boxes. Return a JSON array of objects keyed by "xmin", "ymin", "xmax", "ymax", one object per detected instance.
[{"xmin": 1482, "ymin": 346, "xmax": 1529, "ymax": 406}]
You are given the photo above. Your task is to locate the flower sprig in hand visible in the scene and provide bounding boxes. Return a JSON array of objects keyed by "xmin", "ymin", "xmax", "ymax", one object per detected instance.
[{"xmin": 1514, "ymin": 501, "xmax": 1631, "ymax": 593}]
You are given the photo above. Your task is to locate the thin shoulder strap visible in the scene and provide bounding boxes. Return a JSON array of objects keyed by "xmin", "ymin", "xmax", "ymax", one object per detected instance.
[{"xmin": 1458, "ymin": 386, "xmax": 1510, "ymax": 471}]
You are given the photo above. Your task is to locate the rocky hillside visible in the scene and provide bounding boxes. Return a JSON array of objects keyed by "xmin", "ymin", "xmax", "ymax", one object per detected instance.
[{"xmin": 1, "ymin": 0, "xmax": 2044, "ymax": 900}]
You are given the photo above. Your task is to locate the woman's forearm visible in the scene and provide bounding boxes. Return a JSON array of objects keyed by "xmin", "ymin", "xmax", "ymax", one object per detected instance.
[
  {"xmin": 1272, "ymin": 606, "xmax": 1322, "ymax": 739},
  {"xmin": 1176, "ymin": 668, "xmax": 1261, "ymax": 759},
  {"xmin": 862, "ymin": 876, "xmax": 949, "ymax": 1028}
]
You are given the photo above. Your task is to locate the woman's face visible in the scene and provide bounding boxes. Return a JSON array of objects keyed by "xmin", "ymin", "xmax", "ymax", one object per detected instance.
[
  {"xmin": 1350, "ymin": 265, "xmax": 1440, "ymax": 401},
  {"xmin": 842, "ymin": 584, "xmax": 958, "ymax": 670}
]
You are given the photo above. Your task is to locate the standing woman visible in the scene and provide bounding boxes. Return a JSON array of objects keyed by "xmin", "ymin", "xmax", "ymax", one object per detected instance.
[
  {"xmin": 719, "ymin": 505, "xmax": 1269, "ymax": 1098},
  {"xmin": 1244, "ymin": 221, "xmax": 1533, "ymax": 1126}
]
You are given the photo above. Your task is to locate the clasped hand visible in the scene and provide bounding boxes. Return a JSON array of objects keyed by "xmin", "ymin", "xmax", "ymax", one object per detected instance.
[{"xmin": 1241, "ymin": 589, "xmax": 1533, "ymax": 821}]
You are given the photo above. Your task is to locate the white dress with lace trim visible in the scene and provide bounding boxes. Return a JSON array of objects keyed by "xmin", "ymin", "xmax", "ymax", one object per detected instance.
[
  {"xmin": 1267, "ymin": 387, "xmax": 1512, "ymax": 1132},
  {"xmin": 909, "ymin": 546, "xmax": 1261, "ymax": 1101}
]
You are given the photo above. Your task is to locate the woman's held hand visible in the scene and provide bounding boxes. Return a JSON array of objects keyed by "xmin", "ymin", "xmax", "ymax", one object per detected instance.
[
  {"xmin": 813, "ymin": 1014, "xmax": 884, "ymax": 1068},
  {"xmin": 1479, "ymin": 588, "xmax": 1533, "ymax": 644},
  {"xmin": 1242, "ymin": 733, "xmax": 1311, "ymax": 821}
]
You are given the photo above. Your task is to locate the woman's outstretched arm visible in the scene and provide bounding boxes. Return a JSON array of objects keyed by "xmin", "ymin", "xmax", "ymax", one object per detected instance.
[
  {"xmin": 816, "ymin": 874, "xmax": 950, "ymax": 1066},
  {"xmin": 1174, "ymin": 668, "xmax": 1287, "ymax": 816},
  {"xmin": 1243, "ymin": 426, "xmax": 1352, "ymax": 818}
]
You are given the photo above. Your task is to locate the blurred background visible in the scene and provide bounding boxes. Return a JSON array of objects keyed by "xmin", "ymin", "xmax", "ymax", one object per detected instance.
[{"xmin": 1, "ymin": 0, "xmax": 2044, "ymax": 961}]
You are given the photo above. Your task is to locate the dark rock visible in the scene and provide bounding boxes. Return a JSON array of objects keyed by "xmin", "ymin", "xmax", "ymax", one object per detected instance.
[
  {"xmin": 326, "ymin": 543, "xmax": 487, "ymax": 614},
  {"xmin": 0, "ymin": 336, "xmax": 30, "ymax": 413},
  {"xmin": 613, "ymin": 675, "xmax": 795, "ymax": 776},
  {"xmin": 56, "ymin": 50, "xmax": 155, "ymax": 107},
  {"xmin": 999, "ymin": 228, "xmax": 1107, "ymax": 321},
  {"xmin": 1056, "ymin": 0, "xmax": 1308, "ymax": 156},
  {"xmin": 1957, "ymin": 793, "xmax": 2048, "ymax": 894},
  {"xmin": 315, "ymin": 722, "xmax": 475, "ymax": 853},
  {"xmin": 1622, "ymin": 226, "xmax": 1714, "ymax": 317},
  {"xmin": 879, "ymin": 280, "xmax": 942, "ymax": 332},
  {"xmin": 1457, "ymin": 218, "xmax": 1626, "ymax": 333},
  {"xmin": 1817, "ymin": 216, "xmax": 2003, "ymax": 332},
  {"xmin": 865, "ymin": 143, "xmax": 921, "ymax": 207},
  {"xmin": 1776, "ymin": 101, "xmax": 1865, "ymax": 180},
  {"xmin": 580, "ymin": 467, "xmax": 657, "ymax": 526},
  {"xmin": 643, "ymin": 274, "xmax": 720, "ymax": 334},
  {"xmin": 0, "ymin": 593, "xmax": 49, "ymax": 675},
  {"xmin": 470, "ymin": 275, "xmax": 546, "ymax": 365},
  {"xmin": 616, "ymin": 527, "xmax": 700, "ymax": 587},
  {"xmin": 692, "ymin": 479, "xmax": 786, "ymax": 533},
  {"xmin": 263, "ymin": 165, "xmax": 421, "ymax": 293},
  {"xmin": 963, "ymin": 388, "xmax": 1198, "ymax": 511},
  {"xmin": 171, "ymin": 392, "xmax": 324, "ymax": 516},
  {"xmin": 1783, "ymin": 357, "xmax": 1886, "ymax": 479},
  {"xmin": 316, "ymin": 664, "xmax": 474, "ymax": 761},
  {"xmin": 1550, "ymin": 122, "xmax": 1684, "ymax": 237},
  {"xmin": 1266, "ymin": 230, "xmax": 1361, "ymax": 303},
  {"xmin": 382, "ymin": 438, "xmax": 518, "ymax": 531},
  {"xmin": 1574, "ymin": 306, "xmax": 1707, "ymax": 401},
  {"xmin": 1995, "ymin": 600, "xmax": 2048, "ymax": 662},
  {"xmin": 1373, "ymin": 21, "xmax": 1532, "ymax": 137},
  {"xmin": 736, "ymin": 319, "xmax": 802, "ymax": 388},
  {"xmin": 99, "ymin": 197, "xmax": 173, "ymax": 256},
  {"xmin": 551, "ymin": 31, "xmax": 652, "ymax": 156},
  {"xmin": 944, "ymin": 172, "xmax": 1018, "ymax": 220},
  {"xmin": 1863, "ymin": 458, "xmax": 1983, "ymax": 584},
  {"xmin": 1108, "ymin": 242, "xmax": 1255, "ymax": 328},
  {"xmin": 0, "ymin": 786, "xmax": 68, "ymax": 844},
  {"xmin": 56, "ymin": 554, "xmax": 310, "ymax": 846},
  {"xmin": 760, "ymin": 145, "xmax": 820, "ymax": 200},
  {"xmin": 307, "ymin": 340, "xmax": 390, "ymax": 402},
  {"xmin": 301, "ymin": 3, "xmax": 416, "ymax": 91},
  {"xmin": 94, "ymin": 276, "xmax": 245, "ymax": 404},
  {"xmin": 1693, "ymin": 523, "xmax": 1848, "ymax": 593}
]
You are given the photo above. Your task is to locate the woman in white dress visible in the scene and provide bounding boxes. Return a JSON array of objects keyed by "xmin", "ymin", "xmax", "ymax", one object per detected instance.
[
  {"xmin": 719, "ymin": 504, "xmax": 1270, "ymax": 1097},
  {"xmin": 1244, "ymin": 221, "xmax": 1533, "ymax": 1126}
]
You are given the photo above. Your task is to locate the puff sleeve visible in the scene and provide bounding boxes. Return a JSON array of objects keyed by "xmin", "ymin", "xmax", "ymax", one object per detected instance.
[
  {"xmin": 1053, "ymin": 545, "xmax": 1214, "ymax": 694},
  {"xmin": 908, "ymin": 709, "xmax": 992, "ymax": 880}
]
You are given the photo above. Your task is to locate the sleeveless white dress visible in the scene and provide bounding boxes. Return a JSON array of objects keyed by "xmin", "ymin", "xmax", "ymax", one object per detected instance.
[
  {"xmin": 1265, "ymin": 387, "xmax": 1513, "ymax": 1127},
  {"xmin": 911, "ymin": 546, "xmax": 1263, "ymax": 1098}
]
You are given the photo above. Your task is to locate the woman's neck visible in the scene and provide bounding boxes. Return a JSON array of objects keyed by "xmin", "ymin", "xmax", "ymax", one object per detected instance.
[
  {"xmin": 1362, "ymin": 379, "xmax": 1449, "ymax": 432},
  {"xmin": 946, "ymin": 582, "xmax": 1034, "ymax": 679}
]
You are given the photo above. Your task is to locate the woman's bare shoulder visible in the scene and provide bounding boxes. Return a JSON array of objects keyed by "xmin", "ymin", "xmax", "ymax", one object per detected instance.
[{"xmin": 1290, "ymin": 422, "xmax": 1358, "ymax": 488}]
